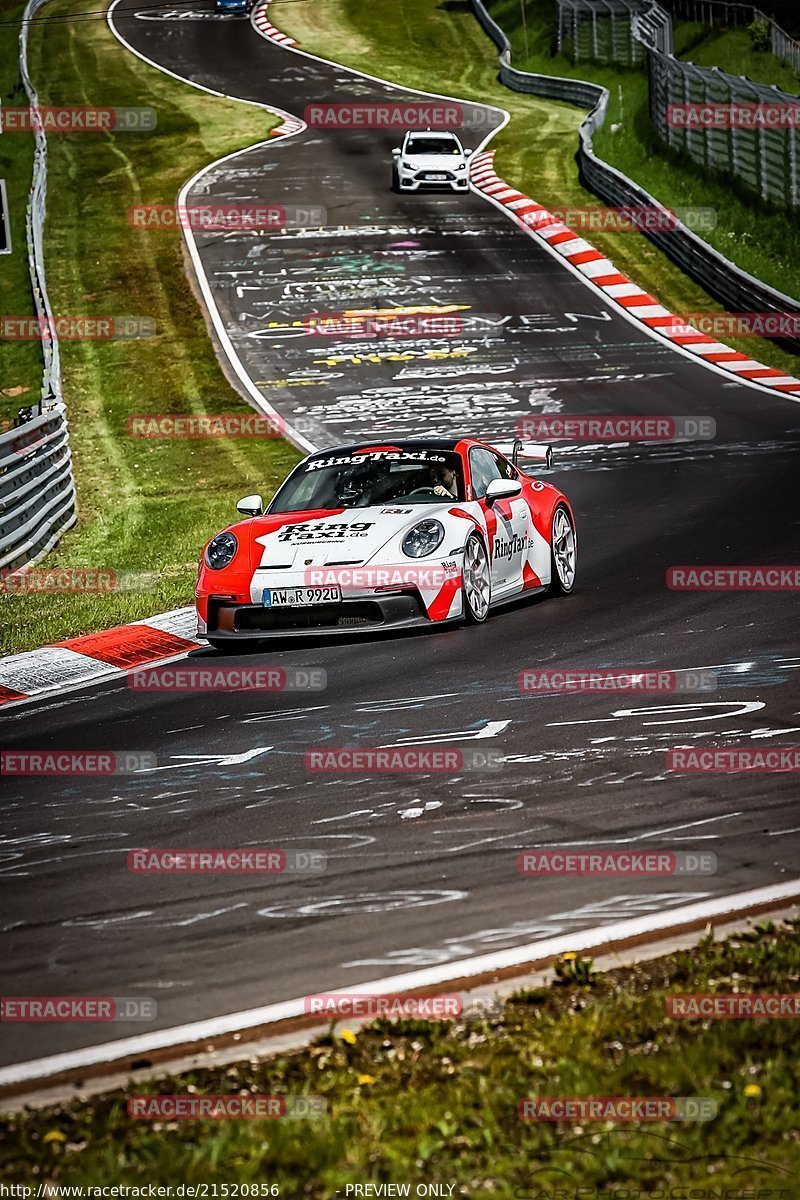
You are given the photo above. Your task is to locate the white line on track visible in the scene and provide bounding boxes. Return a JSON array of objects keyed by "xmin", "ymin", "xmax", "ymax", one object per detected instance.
[{"xmin": 2, "ymin": 879, "xmax": 799, "ymax": 1088}]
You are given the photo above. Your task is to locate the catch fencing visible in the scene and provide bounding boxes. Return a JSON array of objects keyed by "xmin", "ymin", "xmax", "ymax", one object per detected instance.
[
  {"xmin": 648, "ymin": 50, "xmax": 800, "ymax": 208},
  {"xmin": 470, "ymin": 0, "xmax": 800, "ymax": 342},
  {"xmin": 553, "ymin": 0, "xmax": 800, "ymax": 207},
  {"xmin": 1, "ymin": 0, "xmax": 76, "ymax": 573},
  {"xmin": 557, "ymin": 0, "xmax": 673, "ymax": 64},
  {"xmin": 666, "ymin": 0, "xmax": 800, "ymax": 73}
]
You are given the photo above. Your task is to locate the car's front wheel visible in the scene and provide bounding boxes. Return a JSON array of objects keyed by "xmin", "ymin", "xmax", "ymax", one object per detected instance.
[
  {"xmin": 549, "ymin": 504, "xmax": 577, "ymax": 594},
  {"xmin": 391, "ymin": 166, "xmax": 400, "ymax": 193},
  {"xmin": 462, "ymin": 532, "xmax": 491, "ymax": 622}
]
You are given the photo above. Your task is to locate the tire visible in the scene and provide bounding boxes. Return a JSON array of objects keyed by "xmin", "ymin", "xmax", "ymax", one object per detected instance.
[
  {"xmin": 549, "ymin": 504, "xmax": 577, "ymax": 595},
  {"xmin": 391, "ymin": 167, "xmax": 400, "ymax": 193},
  {"xmin": 462, "ymin": 532, "xmax": 491, "ymax": 622}
]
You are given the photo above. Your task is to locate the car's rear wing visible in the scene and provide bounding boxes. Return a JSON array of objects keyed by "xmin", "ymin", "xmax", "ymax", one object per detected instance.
[{"xmin": 493, "ymin": 440, "xmax": 553, "ymax": 470}]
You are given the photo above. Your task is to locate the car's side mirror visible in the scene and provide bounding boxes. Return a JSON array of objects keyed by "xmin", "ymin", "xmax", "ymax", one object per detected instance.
[
  {"xmin": 485, "ymin": 478, "xmax": 523, "ymax": 504},
  {"xmin": 237, "ymin": 493, "xmax": 263, "ymax": 516},
  {"xmin": 391, "ymin": 148, "xmax": 401, "ymax": 157},
  {"xmin": 464, "ymin": 148, "xmax": 473, "ymax": 156}
]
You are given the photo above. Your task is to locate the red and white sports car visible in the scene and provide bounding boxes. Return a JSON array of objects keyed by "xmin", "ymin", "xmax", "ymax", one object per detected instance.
[{"xmin": 195, "ymin": 438, "xmax": 577, "ymax": 646}]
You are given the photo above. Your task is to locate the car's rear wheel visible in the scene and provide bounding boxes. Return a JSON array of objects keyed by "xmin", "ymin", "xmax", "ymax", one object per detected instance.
[
  {"xmin": 462, "ymin": 532, "xmax": 491, "ymax": 622},
  {"xmin": 549, "ymin": 504, "xmax": 577, "ymax": 594}
]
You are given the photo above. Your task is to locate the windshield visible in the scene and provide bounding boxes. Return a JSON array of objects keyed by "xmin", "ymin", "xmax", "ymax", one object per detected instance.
[
  {"xmin": 405, "ymin": 137, "xmax": 462, "ymax": 156},
  {"xmin": 269, "ymin": 449, "xmax": 464, "ymax": 512}
]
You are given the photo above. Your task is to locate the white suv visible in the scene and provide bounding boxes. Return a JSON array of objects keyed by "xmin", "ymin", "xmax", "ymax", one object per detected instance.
[{"xmin": 391, "ymin": 130, "xmax": 472, "ymax": 193}]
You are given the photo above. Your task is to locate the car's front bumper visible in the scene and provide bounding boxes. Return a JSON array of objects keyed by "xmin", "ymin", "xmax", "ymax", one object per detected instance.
[
  {"xmin": 398, "ymin": 171, "xmax": 468, "ymax": 192},
  {"xmin": 200, "ymin": 592, "xmax": 452, "ymax": 639}
]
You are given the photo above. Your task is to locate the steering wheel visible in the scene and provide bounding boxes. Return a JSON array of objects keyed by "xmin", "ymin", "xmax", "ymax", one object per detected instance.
[{"xmin": 404, "ymin": 487, "xmax": 439, "ymax": 498}]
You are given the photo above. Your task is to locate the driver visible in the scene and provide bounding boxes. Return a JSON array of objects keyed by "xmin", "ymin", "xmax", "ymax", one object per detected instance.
[
  {"xmin": 336, "ymin": 463, "xmax": 378, "ymax": 507},
  {"xmin": 431, "ymin": 462, "xmax": 458, "ymax": 499}
]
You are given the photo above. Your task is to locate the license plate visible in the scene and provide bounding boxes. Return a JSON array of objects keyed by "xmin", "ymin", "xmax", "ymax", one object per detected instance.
[
  {"xmin": 263, "ymin": 586, "xmax": 341, "ymax": 607},
  {"xmin": 426, "ymin": 173, "xmax": 447, "ymax": 180}
]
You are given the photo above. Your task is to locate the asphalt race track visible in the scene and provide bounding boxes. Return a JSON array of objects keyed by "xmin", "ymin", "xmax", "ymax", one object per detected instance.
[{"xmin": 1, "ymin": 1, "xmax": 800, "ymax": 1070}]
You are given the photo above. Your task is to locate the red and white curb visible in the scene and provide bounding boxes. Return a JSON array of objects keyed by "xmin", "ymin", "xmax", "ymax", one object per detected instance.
[
  {"xmin": 0, "ymin": 607, "xmax": 201, "ymax": 709},
  {"xmin": 470, "ymin": 150, "xmax": 800, "ymax": 395},
  {"xmin": 250, "ymin": 1, "xmax": 305, "ymax": 136},
  {"xmin": 252, "ymin": 0, "xmax": 297, "ymax": 49}
]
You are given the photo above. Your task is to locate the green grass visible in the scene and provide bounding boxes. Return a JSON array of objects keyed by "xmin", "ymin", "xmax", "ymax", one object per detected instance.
[
  {"xmin": 0, "ymin": 0, "xmax": 43, "ymax": 420},
  {"xmin": 0, "ymin": 0, "xmax": 301, "ymax": 656},
  {"xmin": 2, "ymin": 920, "xmax": 798, "ymax": 1190},
  {"xmin": 273, "ymin": 0, "xmax": 800, "ymax": 380}
]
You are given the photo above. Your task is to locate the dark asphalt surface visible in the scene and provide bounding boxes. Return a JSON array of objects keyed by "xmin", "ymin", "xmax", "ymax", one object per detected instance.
[{"xmin": 1, "ymin": 1, "xmax": 799, "ymax": 1068}]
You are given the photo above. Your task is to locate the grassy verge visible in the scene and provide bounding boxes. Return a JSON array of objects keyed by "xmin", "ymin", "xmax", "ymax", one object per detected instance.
[
  {"xmin": 273, "ymin": 0, "xmax": 800, "ymax": 379},
  {"xmin": 1, "ymin": 920, "xmax": 798, "ymax": 1189},
  {"xmin": 0, "ymin": 0, "xmax": 43, "ymax": 417},
  {"xmin": 0, "ymin": 0, "xmax": 301, "ymax": 656}
]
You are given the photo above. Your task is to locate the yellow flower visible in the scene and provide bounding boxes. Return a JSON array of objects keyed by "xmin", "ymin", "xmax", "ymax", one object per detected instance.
[
  {"xmin": 561, "ymin": 952, "xmax": 578, "ymax": 962},
  {"xmin": 358, "ymin": 1074, "xmax": 376, "ymax": 1085},
  {"xmin": 340, "ymin": 1029, "xmax": 357, "ymax": 1045},
  {"xmin": 43, "ymin": 1130, "xmax": 67, "ymax": 1144},
  {"xmin": 743, "ymin": 1084, "xmax": 761, "ymax": 1098}
]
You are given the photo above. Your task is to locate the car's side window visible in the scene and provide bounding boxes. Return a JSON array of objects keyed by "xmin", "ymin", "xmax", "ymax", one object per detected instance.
[
  {"xmin": 469, "ymin": 448, "xmax": 504, "ymax": 500},
  {"xmin": 491, "ymin": 452, "xmax": 517, "ymax": 481}
]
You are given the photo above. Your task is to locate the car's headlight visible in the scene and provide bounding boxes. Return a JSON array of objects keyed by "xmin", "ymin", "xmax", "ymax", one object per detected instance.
[
  {"xmin": 402, "ymin": 519, "xmax": 444, "ymax": 558},
  {"xmin": 401, "ymin": 160, "xmax": 412, "ymax": 169},
  {"xmin": 456, "ymin": 162, "xmax": 466, "ymax": 171},
  {"xmin": 205, "ymin": 532, "xmax": 238, "ymax": 570}
]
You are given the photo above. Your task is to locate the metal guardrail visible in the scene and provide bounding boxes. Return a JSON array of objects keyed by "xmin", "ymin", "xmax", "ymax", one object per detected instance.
[
  {"xmin": 1, "ymin": 0, "xmax": 77, "ymax": 571},
  {"xmin": 470, "ymin": 0, "xmax": 800, "ymax": 342}
]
